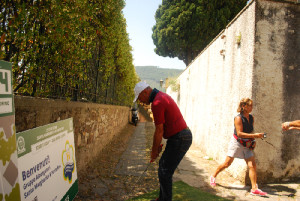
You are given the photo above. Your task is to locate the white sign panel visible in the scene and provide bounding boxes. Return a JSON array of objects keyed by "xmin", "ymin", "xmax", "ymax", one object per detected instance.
[
  {"xmin": 16, "ymin": 118, "xmax": 78, "ymax": 201},
  {"xmin": 0, "ymin": 98, "xmax": 13, "ymax": 114}
]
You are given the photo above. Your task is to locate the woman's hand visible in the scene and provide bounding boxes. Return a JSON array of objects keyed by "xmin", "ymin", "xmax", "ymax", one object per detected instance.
[{"xmin": 254, "ymin": 133, "xmax": 264, "ymax": 138}]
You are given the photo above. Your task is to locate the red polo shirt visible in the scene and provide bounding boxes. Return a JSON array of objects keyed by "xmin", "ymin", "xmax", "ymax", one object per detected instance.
[{"xmin": 151, "ymin": 91, "xmax": 187, "ymax": 139}]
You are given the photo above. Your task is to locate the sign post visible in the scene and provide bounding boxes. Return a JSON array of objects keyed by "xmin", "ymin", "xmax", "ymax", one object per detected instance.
[
  {"xmin": 16, "ymin": 118, "xmax": 78, "ymax": 201},
  {"xmin": 0, "ymin": 60, "xmax": 21, "ymax": 201}
]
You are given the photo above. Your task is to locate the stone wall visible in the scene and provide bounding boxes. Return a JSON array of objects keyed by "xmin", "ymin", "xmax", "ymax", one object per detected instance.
[
  {"xmin": 14, "ymin": 96, "xmax": 130, "ymax": 174},
  {"xmin": 167, "ymin": 0, "xmax": 300, "ymax": 183}
]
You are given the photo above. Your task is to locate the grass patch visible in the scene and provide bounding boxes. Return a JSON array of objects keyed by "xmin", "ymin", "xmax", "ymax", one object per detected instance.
[{"xmin": 127, "ymin": 181, "xmax": 231, "ymax": 201}]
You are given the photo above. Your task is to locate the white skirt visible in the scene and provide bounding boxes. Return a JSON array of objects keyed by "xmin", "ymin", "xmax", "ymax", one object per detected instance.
[{"xmin": 227, "ymin": 135, "xmax": 254, "ymax": 159}]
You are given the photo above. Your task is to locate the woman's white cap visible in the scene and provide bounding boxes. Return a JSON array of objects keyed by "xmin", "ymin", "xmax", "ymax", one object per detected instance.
[{"xmin": 133, "ymin": 81, "xmax": 149, "ymax": 102}]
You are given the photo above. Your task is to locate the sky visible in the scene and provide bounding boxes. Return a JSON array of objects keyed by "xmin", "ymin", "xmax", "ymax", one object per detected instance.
[{"xmin": 123, "ymin": 0, "xmax": 186, "ymax": 70}]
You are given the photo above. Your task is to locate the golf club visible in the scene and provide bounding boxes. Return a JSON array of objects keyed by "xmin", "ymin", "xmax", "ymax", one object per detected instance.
[
  {"xmin": 128, "ymin": 144, "xmax": 163, "ymax": 196},
  {"xmin": 261, "ymin": 133, "xmax": 277, "ymax": 149}
]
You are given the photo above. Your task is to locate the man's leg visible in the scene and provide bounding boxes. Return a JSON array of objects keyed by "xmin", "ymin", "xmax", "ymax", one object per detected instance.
[{"xmin": 158, "ymin": 130, "xmax": 192, "ymax": 201}]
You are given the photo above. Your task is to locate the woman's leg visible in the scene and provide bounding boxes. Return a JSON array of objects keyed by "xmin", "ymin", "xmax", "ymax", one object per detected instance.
[
  {"xmin": 245, "ymin": 156, "xmax": 257, "ymax": 190},
  {"xmin": 213, "ymin": 156, "xmax": 234, "ymax": 178}
]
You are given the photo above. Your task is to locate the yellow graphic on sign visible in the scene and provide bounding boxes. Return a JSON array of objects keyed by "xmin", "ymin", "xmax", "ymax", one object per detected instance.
[
  {"xmin": 4, "ymin": 183, "xmax": 20, "ymax": 201},
  {"xmin": 62, "ymin": 141, "xmax": 75, "ymax": 184},
  {"xmin": 0, "ymin": 126, "xmax": 16, "ymax": 166}
]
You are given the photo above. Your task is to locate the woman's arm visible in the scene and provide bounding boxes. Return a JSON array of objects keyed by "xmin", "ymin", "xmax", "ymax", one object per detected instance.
[{"xmin": 235, "ymin": 116, "xmax": 264, "ymax": 138}]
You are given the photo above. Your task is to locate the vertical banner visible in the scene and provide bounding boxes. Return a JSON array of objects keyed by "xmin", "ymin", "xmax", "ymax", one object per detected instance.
[
  {"xmin": 16, "ymin": 118, "xmax": 78, "ymax": 201},
  {"xmin": 0, "ymin": 60, "xmax": 21, "ymax": 201}
]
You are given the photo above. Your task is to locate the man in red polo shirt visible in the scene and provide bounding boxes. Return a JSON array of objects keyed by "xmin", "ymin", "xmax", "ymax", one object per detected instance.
[{"xmin": 133, "ymin": 81, "xmax": 192, "ymax": 201}]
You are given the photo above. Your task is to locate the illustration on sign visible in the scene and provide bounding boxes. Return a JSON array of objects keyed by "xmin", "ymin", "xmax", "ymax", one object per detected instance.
[{"xmin": 62, "ymin": 141, "xmax": 75, "ymax": 184}]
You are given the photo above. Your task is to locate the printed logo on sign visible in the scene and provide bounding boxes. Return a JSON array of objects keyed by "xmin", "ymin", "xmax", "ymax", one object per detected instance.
[
  {"xmin": 0, "ymin": 69, "xmax": 12, "ymax": 94},
  {"xmin": 17, "ymin": 136, "xmax": 26, "ymax": 154},
  {"xmin": 62, "ymin": 141, "xmax": 75, "ymax": 183}
]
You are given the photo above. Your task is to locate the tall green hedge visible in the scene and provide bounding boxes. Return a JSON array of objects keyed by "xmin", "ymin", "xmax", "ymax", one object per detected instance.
[{"xmin": 0, "ymin": 0, "xmax": 137, "ymax": 106}]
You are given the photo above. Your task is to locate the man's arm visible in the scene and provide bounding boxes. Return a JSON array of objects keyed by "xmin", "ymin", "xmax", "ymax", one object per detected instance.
[
  {"xmin": 151, "ymin": 123, "xmax": 163, "ymax": 162},
  {"xmin": 282, "ymin": 120, "xmax": 300, "ymax": 131}
]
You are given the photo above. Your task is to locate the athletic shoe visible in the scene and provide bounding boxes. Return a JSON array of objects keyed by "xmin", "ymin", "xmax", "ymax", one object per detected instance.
[
  {"xmin": 250, "ymin": 189, "xmax": 267, "ymax": 196},
  {"xmin": 210, "ymin": 175, "xmax": 216, "ymax": 187}
]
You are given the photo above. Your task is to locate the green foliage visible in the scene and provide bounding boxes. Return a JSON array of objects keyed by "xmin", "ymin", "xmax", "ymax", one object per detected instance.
[
  {"xmin": 152, "ymin": 0, "xmax": 247, "ymax": 66},
  {"xmin": 135, "ymin": 66, "xmax": 182, "ymax": 91},
  {"xmin": 0, "ymin": 0, "xmax": 137, "ymax": 106},
  {"xmin": 128, "ymin": 181, "xmax": 231, "ymax": 201}
]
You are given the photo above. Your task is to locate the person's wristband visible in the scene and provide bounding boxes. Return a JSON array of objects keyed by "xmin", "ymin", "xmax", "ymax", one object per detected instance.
[{"xmin": 287, "ymin": 122, "xmax": 290, "ymax": 128}]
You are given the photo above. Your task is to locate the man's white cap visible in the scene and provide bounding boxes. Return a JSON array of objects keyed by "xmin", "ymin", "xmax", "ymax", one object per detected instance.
[{"xmin": 133, "ymin": 81, "xmax": 149, "ymax": 102}]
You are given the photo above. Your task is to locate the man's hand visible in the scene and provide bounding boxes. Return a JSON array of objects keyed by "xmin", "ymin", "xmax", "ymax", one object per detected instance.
[
  {"xmin": 151, "ymin": 144, "xmax": 163, "ymax": 162},
  {"xmin": 151, "ymin": 124, "xmax": 164, "ymax": 162},
  {"xmin": 282, "ymin": 122, "xmax": 290, "ymax": 131},
  {"xmin": 282, "ymin": 120, "xmax": 300, "ymax": 131},
  {"xmin": 151, "ymin": 149, "xmax": 158, "ymax": 162},
  {"xmin": 158, "ymin": 144, "xmax": 163, "ymax": 154}
]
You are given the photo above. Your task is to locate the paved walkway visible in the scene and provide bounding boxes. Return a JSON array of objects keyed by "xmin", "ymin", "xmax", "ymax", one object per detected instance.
[
  {"xmin": 116, "ymin": 121, "xmax": 300, "ymax": 201},
  {"xmin": 115, "ymin": 122, "xmax": 149, "ymax": 177},
  {"xmin": 115, "ymin": 122, "xmax": 160, "ymax": 200}
]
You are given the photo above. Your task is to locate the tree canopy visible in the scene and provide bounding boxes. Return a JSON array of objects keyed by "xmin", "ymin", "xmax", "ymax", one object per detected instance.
[
  {"xmin": 152, "ymin": 0, "xmax": 247, "ymax": 66},
  {"xmin": 0, "ymin": 0, "xmax": 137, "ymax": 106}
]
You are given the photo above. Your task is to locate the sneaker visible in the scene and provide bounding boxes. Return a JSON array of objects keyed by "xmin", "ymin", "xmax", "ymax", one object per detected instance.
[
  {"xmin": 210, "ymin": 175, "xmax": 216, "ymax": 187},
  {"xmin": 250, "ymin": 189, "xmax": 267, "ymax": 196}
]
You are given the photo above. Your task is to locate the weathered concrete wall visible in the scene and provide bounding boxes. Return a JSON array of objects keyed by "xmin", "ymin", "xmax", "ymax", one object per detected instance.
[
  {"xmin": 253, "ymin": 0, "xmax": 300, "ymax": 181},
  {"xmin": 169, "ymin": 1, "xmax": 257, "ymax": 182},
  {"xmin": 167, "ymin": 0, "xmax": 300, "ymax": 183},
  {"xmin": 14, "ymin": 96, "xmax": 130, "ymax": 174}
]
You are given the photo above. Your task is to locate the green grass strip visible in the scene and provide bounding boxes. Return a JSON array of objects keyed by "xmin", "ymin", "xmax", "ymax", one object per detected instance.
[{"xmin": 127, "ymin": 181, "xmax": 231, "ymax": 201}]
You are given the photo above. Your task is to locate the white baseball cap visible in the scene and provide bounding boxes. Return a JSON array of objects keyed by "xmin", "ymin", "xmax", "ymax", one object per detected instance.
[{"xmin": 133, "ymin": 81, "xmax": 149, "ymax": 102}]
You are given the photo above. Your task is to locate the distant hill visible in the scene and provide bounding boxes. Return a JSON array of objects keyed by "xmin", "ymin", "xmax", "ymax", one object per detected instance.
[{"xmin": 135, "ymin": 66, "xmax": 183, "ymax": 91}]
